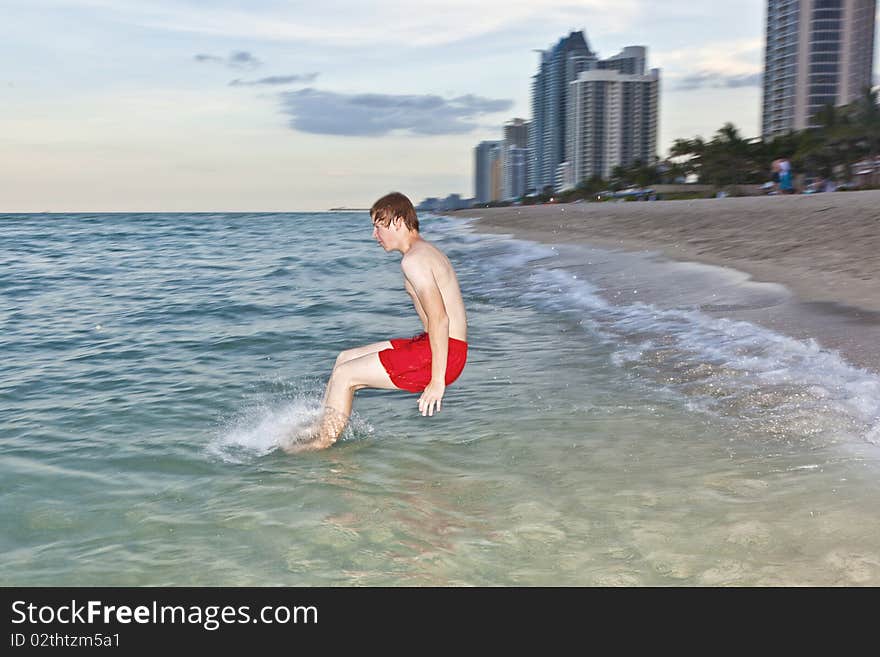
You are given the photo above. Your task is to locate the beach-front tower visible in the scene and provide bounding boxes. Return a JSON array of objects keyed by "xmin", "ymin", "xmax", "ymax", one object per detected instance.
[
  {"xmin": 762, "ymin": 0, "xmax": 877, "ymax": 139},
  {"xmin": 567, "ymin": 51, "xmax": 660, "ymax": 184},
  {"xmin": 529, "ymin": 31, "xmax": 596, "ymax": 194},
  {"xmin": 504, "ymin": 146, "xmax": 530, "ymax": 200},
  {"xmin": 502, "ymin": 118, "xmax": 530, "ymax": 200},
  {"xmin": 474, "ymin": 140, "xmax": 502, "ymax": 204}
]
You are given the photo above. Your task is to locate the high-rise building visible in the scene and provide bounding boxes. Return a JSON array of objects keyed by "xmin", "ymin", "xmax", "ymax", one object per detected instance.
[
  {"xmin": 568, "ymin": 61, "xmax": 660, "ymax": 184},
  {"xmin": 503, "ymin": 147, "xmax": 530, "ymax": 200},
  {"xmin": 597, "ymin": 46, "xmax": 648, "ymax": 75},
  {"xmin": 555, "ymin": 161, "xmax": 574, "ymax": 193},
  {"xmin": 530, "ymin": 34, "xmax": 660, "ymax": 191},
  {"xmin": 529, "ymin": 31, "xmax": 596, "ymax": 194},
  {"xmin": 474, "ymin": 140, "xmax": 502, "ymax": 204},
  {"xmin": 762, "ymin": 0, "xmax": 876, "ymax": 139},
  {"xmin": 502, "ymin": 118, "xmax": 530, "ymax": 200},
  {"xmin": 503, "ymin": 117, "xmax": 529, "ymax": 147},
  {"xmin": 490, "ymin": 156, "xmax": 503, "ymax": 203}
]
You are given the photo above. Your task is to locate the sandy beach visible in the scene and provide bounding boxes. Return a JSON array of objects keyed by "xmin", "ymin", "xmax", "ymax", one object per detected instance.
[{"xmin": 450, "ymin": 190, "xmax": 880, "ymax": 373}]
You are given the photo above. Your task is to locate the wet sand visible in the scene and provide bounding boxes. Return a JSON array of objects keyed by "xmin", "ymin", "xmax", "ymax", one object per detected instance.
[{"xmin": 447, "ymin": 191, "xmax": 880, "ymax": 373}]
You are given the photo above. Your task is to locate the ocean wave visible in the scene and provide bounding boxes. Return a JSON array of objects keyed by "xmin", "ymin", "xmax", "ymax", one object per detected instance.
[{"xmin": 449, "ymin": 225, "xmax": 880, "ymax": 447}]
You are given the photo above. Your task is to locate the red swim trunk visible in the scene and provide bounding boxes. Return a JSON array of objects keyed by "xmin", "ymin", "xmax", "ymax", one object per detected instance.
[{"xmin": 378, "ymin": 332, "xmax": 468, "ymax": 393}]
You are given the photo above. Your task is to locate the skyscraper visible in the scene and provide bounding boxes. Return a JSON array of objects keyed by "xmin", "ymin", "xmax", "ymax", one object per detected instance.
[
  {"xmin": 530, "ymin": 33, "xmax": 660, "ymax": 192},
  {"xmin": 762, "ymin": 0, "xmax": 877, "ymax": 139},
  {"xmin": 529, "ymin": 31, "xmax": 596, "ymax": 193},
  {"xmin": 502, "ymin": 118, "xmax": 530, "ymax": 200},
  {"xmin": 503, "ymin": 117, "xmax": 529, "ymax": 147},
  {"xmin": 568, "ymin": 62, "xmax": 660, "ymax": 184},
  {"xmin": 597, "ymin": 45, "xmax": 648, "ymax": 75},
  {"xmin": 504, "ymin": 147, "xmax": 530, "ymax": 200},
  {"xmin": 474, "ymin": 141, "xmax": 502, "ymax": 204}
]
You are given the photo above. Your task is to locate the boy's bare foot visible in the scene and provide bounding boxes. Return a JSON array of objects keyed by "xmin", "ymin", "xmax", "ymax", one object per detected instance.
[
  {"xmin": 279, "ymin": 408, "xmax": 346, "ymax": 453},
  {"xmin": 279, "ymin": 421, "xmax": 324, "ymax": 454}
]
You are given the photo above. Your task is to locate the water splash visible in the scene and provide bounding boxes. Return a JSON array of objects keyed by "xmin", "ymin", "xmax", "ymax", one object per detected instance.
[
  {"xmin": 208, "ymin": 395, "xmax": 323, "ymax": 462},
  {"xmin": 207, "ymin": 386, "xmax": 377, "ymax": 462}
]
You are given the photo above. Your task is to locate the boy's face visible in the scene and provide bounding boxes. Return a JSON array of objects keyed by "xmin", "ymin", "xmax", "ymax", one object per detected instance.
[{"xmin": 371, "ymin": 216, "xmax": 403, "ymax": 251}]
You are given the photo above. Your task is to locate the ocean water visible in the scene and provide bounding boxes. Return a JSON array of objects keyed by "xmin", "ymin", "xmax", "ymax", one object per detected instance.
[{"xmin": 2, "ymin": 211, "xmax": 880, "ymax": 586}]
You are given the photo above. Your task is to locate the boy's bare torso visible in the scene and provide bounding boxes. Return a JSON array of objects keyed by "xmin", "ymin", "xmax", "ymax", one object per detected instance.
[{"xmin": 401, "ymin": 239, "xmax": 467, "ymax": 342}]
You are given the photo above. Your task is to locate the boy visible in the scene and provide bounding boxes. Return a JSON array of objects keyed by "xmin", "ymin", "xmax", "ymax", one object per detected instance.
[{"xmin": 287, "ymin": 192, "xmax": 468, "ymax": 452}]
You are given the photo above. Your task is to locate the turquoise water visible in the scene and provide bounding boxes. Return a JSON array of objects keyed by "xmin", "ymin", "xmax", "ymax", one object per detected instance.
[{"xmin": 2, "ymin": 212, "xmax": 880, "ymax": 586}]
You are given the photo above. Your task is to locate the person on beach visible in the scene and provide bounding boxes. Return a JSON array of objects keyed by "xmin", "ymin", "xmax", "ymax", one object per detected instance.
[
  {"xmin": 779, "ymin": 157, "xmax": 794, "ymax": 194},
  {"xmin": 285, "ymin": 192, "xmax": 469, "ymax": 452}
]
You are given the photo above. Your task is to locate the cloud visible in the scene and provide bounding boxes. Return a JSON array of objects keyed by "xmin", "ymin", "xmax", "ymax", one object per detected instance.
[
  {"xmin": 278, "ymin": 88, "xmax": 514, "ymax": 136},
  {"xmin": 228, "ymin": 50, "xmax": 261, "ymax": 69},
  {"xmin": 41, "ymin": 0, "xmax": 641, "ymax": 47},
  {"xmin": 655, "ymin": 38, "xmax": 763, "ymax": 76},
  {"xmin": 229, "ymin": 73, "xmax": 319, "ymax": 87},
  {"xmin": 193, "ymin": 50, "xmax": 261, "ymax": 69},
  {"xmin": 194, "ymin": 53, "xmax": 224, "ymax": 64},
  {"xmin": 674, "ymin": 71, "xmax": 762, "ymax": 91}
]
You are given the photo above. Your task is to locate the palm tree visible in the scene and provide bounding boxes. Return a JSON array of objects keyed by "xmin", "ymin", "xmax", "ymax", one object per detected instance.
[
  {"xmin": 852, "ymin": 88, "xmax": 880, "ymax": 184},
  {"xmin": 702, "ymin": 124, "xmax": 762, "ymax": 187},
  {"xmin": 806, "ymin": 93, "xmax": 880, "ymax": 183},
  {"xmin": 669, "ymin": 137, "xmax": 705, "ymax": 179}
]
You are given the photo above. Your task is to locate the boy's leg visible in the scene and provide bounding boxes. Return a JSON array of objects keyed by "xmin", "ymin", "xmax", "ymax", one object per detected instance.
[
  {"xmin": 322, "ymin": 340, "xmax": 393, "ymax": 408},
  {"xmin": 333, "ymin": 340, "xmax": 393, "ymax": 368},
  {"xmin": 289, "ymin": 352, "xmax": 398, "ymax": 453}
]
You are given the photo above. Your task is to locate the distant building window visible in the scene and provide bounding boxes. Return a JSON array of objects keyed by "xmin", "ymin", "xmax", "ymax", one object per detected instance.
[{"xmin": 810, "ymin": 42, "xmax": 841, "ymax": 53}]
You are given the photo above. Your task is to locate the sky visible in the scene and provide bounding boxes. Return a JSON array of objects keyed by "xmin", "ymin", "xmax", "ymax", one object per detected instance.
[{"xmin": 2, "ymin": 0, "xmax": 879, "ymax": 212}]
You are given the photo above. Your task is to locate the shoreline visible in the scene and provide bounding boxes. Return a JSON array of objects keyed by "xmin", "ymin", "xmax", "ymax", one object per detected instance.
[{"xmin": 445, "ymin": 191, "xmax": 880, "ymax": 373}]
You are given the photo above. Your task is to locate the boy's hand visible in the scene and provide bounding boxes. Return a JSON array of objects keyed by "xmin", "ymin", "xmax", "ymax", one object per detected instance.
[{"xmin": 418, "ymin": 380, "xmax": 445, "ymax": 417}]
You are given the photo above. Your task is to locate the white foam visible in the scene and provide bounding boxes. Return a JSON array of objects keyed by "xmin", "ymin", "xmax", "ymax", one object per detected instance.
[
  {"xmin": 443, "ymin": 219, "xmax": 880, "ymax": 446},
  {"xmin": 610, "ymin": 340, "xmax": 655, "ymax": 367},
  {"xmin": 530, "ymin": 266, "xmax": 880, "ymax": 444}
]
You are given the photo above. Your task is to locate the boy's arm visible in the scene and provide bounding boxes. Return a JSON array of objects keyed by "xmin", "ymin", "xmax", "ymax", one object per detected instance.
[{"xmin": 402, "ymin": 256, "xmax": 448, "ymax": 417}]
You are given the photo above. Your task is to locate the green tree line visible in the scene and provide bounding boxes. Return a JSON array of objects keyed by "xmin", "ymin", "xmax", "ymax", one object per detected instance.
[
  {"xmin": 664, "ymin": 88, "xmax": 880, "ymax": 189},
  {"xmin": 513, "ymin": 88, "xmax": 879, "ymax": 204}
]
